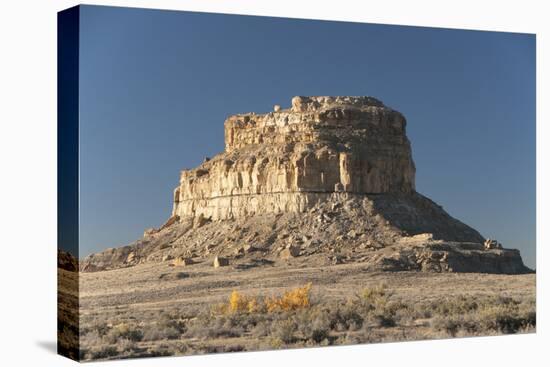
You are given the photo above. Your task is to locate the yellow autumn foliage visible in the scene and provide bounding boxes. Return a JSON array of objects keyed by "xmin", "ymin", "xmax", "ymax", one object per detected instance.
[
  {"xmin": 266, "ymin": 283, "xmax": 312, "ymax": 312},
  {"xmin": 229, "ymin": 290, "xmax": 250, "ymax": 313},
  {"xmin": 220, "ymin": 284, "xmax": 313, "ymax": 315}
]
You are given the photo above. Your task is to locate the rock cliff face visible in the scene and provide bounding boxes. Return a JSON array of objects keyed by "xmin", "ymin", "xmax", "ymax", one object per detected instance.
[
  {"xmin": 81, "ymin": 96, "xmax": 531, "ymax": 274},
  {"xmin": 172, "ymin": 96, "xmax": 415, "ymax": 220},
  {"xmin": 58, "ymin": 249, "xmax": 78, "ymax": 272}
]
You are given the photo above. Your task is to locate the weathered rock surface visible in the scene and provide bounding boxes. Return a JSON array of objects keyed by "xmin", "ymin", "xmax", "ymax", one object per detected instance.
[
  {"xmin": 173, "ymin": 96, "xmax": 415, "ymax": 220},
  {"xmin": 213, "ymin": 256, "xmax": 229, "ymax": 268},
  {"xmin": 280, "ymin": 244, "xmax": 300, "ymax": 260},
  {"xmin": 172, "ymin": 256, "xmax": 194, "ymax": 267},
  {"xmin": 80, "ymin": 96, "xmax": 532, "ymax": 274}
]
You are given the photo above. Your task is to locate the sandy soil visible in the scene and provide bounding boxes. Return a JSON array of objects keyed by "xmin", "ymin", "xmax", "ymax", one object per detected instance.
[
  {"xmin": 80, "ymin": 257, "xmax": 535, "ymax": 311},
  {"xmin": 74, "ymin": 256, "xmax": 535, "ymax": 361}
]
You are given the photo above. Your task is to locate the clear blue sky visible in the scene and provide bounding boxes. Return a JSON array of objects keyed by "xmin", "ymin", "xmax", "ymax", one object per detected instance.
[{"xmin": 78, "ymin": 5, "xmax": 536, "ymax": 267}]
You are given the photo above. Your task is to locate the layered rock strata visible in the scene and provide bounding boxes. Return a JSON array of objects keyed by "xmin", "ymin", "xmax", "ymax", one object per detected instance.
[
  {"xmin": 81, "ymin": 96, "xmax": 532, "ymax": 274},
  {"xmin": 172, "ymin": 96, "xmax": 415, "ymax": 220}
]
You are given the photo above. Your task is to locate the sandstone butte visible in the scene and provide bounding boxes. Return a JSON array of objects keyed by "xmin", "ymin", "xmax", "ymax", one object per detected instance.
[{"xmin": 81, "ymin": 96, "xmax": 532, "ymax": 274}]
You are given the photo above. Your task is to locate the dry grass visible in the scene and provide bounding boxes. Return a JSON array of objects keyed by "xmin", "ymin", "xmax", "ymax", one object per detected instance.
[
  {"xmin": 78, "ymin": 283, "xmax": 535, "ymax": 360},
  {"xmin": 76, "ymin": 261, "xmax": 535, "ymax": 361}
]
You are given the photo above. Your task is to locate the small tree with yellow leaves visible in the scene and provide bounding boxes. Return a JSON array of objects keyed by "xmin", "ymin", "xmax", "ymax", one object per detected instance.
[
  {"xmin": 218, "ymin": 284, "xmax": 313, "ymax": 315},
  {"xmin": 266, "ymin": 283, "xmax": 312, "ymax": 312},
  {"xmin": 229, "ymin": 290, "xmax": 249, "ymax": 313}
]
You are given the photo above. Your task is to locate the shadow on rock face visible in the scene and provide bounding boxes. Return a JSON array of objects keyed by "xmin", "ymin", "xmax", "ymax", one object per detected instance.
[{"xmin": 370, "ymin": 192, "xmax": 485, "ymax": 243}]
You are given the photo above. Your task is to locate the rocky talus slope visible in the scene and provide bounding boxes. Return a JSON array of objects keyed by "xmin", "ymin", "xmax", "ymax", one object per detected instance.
[{"xmin": 81, "ymin": 96, "xmax": 531, "ymax": 274}]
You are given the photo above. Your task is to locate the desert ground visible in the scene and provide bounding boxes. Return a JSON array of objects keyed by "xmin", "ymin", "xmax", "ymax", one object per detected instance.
[
  {"xmin": 69, "ymin": 255, "xmax": 535, "ymax": 361},
  {"xmin": 66, "ymin": 96, "xmax": 536, "ymax": 361}
]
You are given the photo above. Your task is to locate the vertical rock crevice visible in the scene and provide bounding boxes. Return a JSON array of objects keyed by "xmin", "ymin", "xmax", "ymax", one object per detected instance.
[{"xmin": 173, "ymin": 96, "xmax": 416, "ymax": 220}]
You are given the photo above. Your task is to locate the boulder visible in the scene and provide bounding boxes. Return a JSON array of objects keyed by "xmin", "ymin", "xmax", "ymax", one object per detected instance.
[
  {"xmin": 126, "ymin": 252, "xmax": 135, "ymax": 263},
  {"xmin": 280, "ymin": 245, "xmax": 300, "ymax": 260},
  {"xmin": 484, "ymin": 239, "xmax": 503, "ymax": 250},
  {"xmin": 173, "ymin": 256, "xmax": 194, "ymax": 267},
  {"xmin": 233, "ymin": 244, "xmax": 255, "ymax": 257},
  {"xmin": 213, "ymin": 256, "xmax": 229, "ymax": 268}
]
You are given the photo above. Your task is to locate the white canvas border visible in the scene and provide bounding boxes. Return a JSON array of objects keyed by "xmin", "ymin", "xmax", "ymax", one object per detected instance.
[{"xmin": 0, "ymin": 1, "xmax": 546, "ymax": 366}]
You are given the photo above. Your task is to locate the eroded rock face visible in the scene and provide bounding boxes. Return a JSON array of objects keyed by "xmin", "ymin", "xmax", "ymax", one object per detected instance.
[
  {"xmin": 172, "ymin": 96, "xmax": 415, "ymax": 220},
  {"xmin": 80, "ymin": 96, "xmax": 532, "ymax": 275},
  {"xmin": 80, "ymin": 192, "xmax": 531, "ymax": 274}
]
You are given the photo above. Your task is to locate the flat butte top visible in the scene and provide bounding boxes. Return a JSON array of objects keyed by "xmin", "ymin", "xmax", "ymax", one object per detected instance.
[{"xmin": 224, "ymin": 96, "xmax": 407, "ymax": 151}]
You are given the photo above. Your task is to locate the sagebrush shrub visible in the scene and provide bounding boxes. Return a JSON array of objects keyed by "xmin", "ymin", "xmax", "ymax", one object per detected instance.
[
  {"xmin": 272, "ymin": 319, "xmax": 297, "ymax": 344},
  {"xmin": 105, "ymin": 323, "xmax": 143, "ymax": 343}
]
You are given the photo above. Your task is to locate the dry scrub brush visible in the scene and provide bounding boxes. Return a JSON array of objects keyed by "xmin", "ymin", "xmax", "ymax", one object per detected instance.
[{"xmin": 79, "ymin": 284, "xmax": 535, "ymax": 360}]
